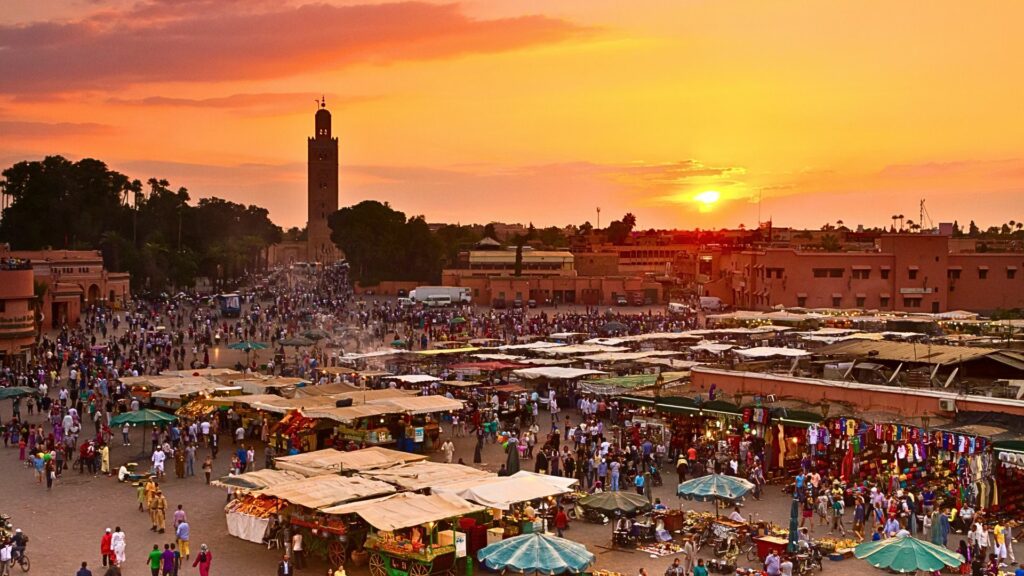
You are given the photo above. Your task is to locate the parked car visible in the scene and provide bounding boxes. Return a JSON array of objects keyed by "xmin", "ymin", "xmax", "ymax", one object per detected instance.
[
  {"xmin": 513, "ymin": 298, "xmax": 524, "ymax": 308},
  {"xmin": 527, "ymin": 299, "xmax": 537, "ymax": 308},
  {"xmin": 615, "ymin": 295, "xmax": 628, "ymax": 306}
]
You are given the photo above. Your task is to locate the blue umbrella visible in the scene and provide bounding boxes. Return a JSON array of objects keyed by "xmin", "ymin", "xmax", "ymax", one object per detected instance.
[
  {"xmin": 478, "ymin": 533, "xmax": 595, "ymax": 574},
  {"xmin": 677, "ymin": 473, "xmax": 755, "ymax": 517}
]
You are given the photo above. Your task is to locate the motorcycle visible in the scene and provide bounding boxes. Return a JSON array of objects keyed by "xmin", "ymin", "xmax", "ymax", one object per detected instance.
[
  {"xmin": 793, "ymin": 544, "xmax": 823, "ymax": 575},
  {"xmin": 567, "ymin": 504, "xmax": 608, "ymax": 524}
]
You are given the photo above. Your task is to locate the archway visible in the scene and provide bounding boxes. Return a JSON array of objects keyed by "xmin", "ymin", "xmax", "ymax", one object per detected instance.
[{"xmin": 87, "ymin": 284, "xmax": 100, "ymax": 305}]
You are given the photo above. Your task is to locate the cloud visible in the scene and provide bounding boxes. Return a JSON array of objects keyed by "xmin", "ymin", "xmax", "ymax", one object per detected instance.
[
  {"xmin": 105, "ymin": 92, "xmax": 380, "ymax": 114},
  {"xmin": 0, "ymin": 1, "xmax": 591, "ymax": 94},
  {"xmin": 0, "ymin": 120, "xmax": 114, "ymax": 137}
]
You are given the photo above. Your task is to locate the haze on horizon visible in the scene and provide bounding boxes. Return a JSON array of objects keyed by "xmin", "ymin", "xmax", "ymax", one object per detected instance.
[{"xmin": 2, "ymin": 0, "xmax": 1022, "ymax": 231}]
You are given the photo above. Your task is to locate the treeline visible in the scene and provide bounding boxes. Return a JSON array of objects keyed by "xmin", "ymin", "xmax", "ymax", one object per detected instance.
[{"xmin": 0, "ymin": 156, "xmax": 282, "ymax": 291}]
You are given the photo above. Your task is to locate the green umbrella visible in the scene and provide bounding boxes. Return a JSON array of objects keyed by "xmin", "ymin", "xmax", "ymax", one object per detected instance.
[
  {"xmin": 578, "ymin": 491, "xmax": 651, "ymax": 517},
  {"xmin": 478, "ymin": 533, "xmax": 594, "ymax": 574},
  {"xmin": 449, "ymin": 317, "xmax": 467, "ymax": 325},
  {"xmin": 110, "ymin": 409, "xmax": 177, "ymax": 454},
  {"xmin": 390, "ymin": 339, "xmax": 406, "ymax": 348},
  {"xmin": 0, "ymin": 386, "xmax": 39, "ymax": 400},
  {"xmin": 854, "ymin": 535, "xmax": 963, "ymax": 573},
  {"xmin": 279, "ymin": 336, "xmax": 313, "ymax": 347},
  {"xmin": 677, "ymin": 473, "xmax": 755, "ymax": 517},
  {"xmin": 110, "ymin": 409, "xmax": 178, "ymax": 426},
  {"xmin": 227, "ymin": 341, "xmax": 268, "ymax": 351}
]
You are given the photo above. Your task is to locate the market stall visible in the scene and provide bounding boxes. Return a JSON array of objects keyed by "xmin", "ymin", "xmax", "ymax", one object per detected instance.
[
  {"xmin": 224, "ymin": 494, "xmax": 286, "ymax": 543},
  {"xmin": 362, "ymin": 461, "xmax": 495, "ymax": 493},
  {"xmin": 322, "ymin": 492, "xmax": 485, "ymax": 576},
  {"xmin": 259, "ymin": 475, "xmax": 397, "ymax": 566},
  {"xmin": 274, "ymin": 447, "xmax": 426, "ymax": 476}
]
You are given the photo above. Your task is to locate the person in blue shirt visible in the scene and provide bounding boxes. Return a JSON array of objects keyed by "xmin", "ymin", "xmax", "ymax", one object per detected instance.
[{"xmin": 76, "ymin": 561, "xmax": 92, "ymax": 576}]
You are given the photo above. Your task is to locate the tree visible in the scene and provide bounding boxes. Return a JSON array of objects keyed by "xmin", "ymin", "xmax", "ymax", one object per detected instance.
[
  {"xmin": 328, "ymin": 201, "xmax": 441, "ymax": 284},
  {"xmin": 952, "ymin": 220, "xmax": 962, "ymax": 237},
  {"xmin": 482, "ymin": 223, "xmax": 497, "ymax": 241},
  {"xmin": 968, "ymin": 220, "xmax": 980, "ymax": 237},
  {"xmin": 0, "ymin": 156, "xmax": 133, "ymax": 249},
  {"xmin": 819, "ymin": 234, "xmax": 841, "ymax": 252}
]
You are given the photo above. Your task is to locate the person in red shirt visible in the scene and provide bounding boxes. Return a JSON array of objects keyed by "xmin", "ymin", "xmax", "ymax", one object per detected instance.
[{"xmin": 554, "ymin": 506, "xmax": 570, "ymax": 537}]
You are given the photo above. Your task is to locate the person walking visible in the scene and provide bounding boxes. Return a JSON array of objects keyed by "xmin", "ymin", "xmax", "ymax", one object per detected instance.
[
  {"xmin": 160, "ymin": 544, "xmax": 175, "ymax": 576},
  {"xmin": 152, "ymin": 489, "xmax": 168, "ymax": 533},
  {"xmin": 291, "ymin": 532, "xmax": 304, "ymax": 569},
  {"xmin": 202, "ymin": 456, "xmax": 212, "ymax": 485},
  {"xmin": 441, "ymin": 439, "xmax": 455, "ymax": 464},
  {"xmin": 1, "ymin": 539, "xmax": 12, "ymax": 576},
  {"xmin": 148, "ymin": 545, "xmax": 162, "ymax": 576},
  {"xmin": 175, "ymin": 520, "xmax": 190, "ymax": 561},
  {"xmin": 278, "ymin": 554, "xmax": 294, "ymax": 576},
  {"xmin": 100, "ymin": 529, "xmax": 113, "ymax": 567},
  {"xmin": 191, "ymin": 544, "xmax": 212, "ymax": 576},
  {"xmin": 111, "ymin": 528, "xmax": 126, "ymax": 568},
  {"xmin": 76, "ymin": 561, "xmax": 93, "ymax": 576},
  {"xmin": 553, "ymin": 506, "xmax": 569, "ymax": 537}
]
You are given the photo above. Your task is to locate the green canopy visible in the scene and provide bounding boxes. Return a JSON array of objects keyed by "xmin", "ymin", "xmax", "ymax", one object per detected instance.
[
  {"xmin": 0, "ymin": 386, "xmax": 39, "ymax": 400},
  {"xmin": 227, "ymin": 341, "xmax": 268, "ymax": 351},
  {"xmin": 110, "ymin": 409, "xmax": 177, "ymax": 426},
  {"xmin": 677, "ymin": 473, "xmax": 755, "ymax": 504},
  {"xmin": 854, "ymin": 535, "xmax": 963, "ymax": 573},
  {"xmin": 302, "ymin": 329, "xmax": 331, "ymax": 341},
  {"xmin": 279, "ymin": 336, "xmax": 314, "ymax": 347},
  {"xmin": 449, "ymin": 317, "xmax": 467, "ymax": 325},
  {"xmin": 478, "ymin": 533, "xmax": 594, "ymax": 574},
  {"xmin": 578, "ymin": 491, "xmax": 651, "ymax": 517}
]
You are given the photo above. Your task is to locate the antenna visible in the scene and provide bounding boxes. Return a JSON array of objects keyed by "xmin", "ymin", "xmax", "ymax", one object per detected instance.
[
  {"xmin": 596, "ymin": 207, "xmax": 601, "ymax": 230},
  {"xmin": 919, "ymin": 199, "xmax": 934, "ymax": 232}
]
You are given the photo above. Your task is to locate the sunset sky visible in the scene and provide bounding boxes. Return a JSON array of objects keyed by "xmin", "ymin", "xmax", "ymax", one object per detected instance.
[{"xmin": 2, "ymin": 0, "xmax": 1023, "ymax": 231}]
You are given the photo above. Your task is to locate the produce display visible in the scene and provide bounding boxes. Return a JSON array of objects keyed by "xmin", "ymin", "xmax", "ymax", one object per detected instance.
[
  {"xmin": 815, "ymin": 537, "xmax": 859, "ymax": 553},
  {"xmin": 176, "ymin": 399, "xmax": 216, "ymax": 419},
  {"xmin": 636, "ymin": 542, "xmax": 682, "ymax": 557},
  {"xmin": 225, "ymin": 495, "xmax": 285, "ymax": 518}
]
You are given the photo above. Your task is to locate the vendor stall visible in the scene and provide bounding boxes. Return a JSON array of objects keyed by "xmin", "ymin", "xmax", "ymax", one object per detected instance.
[
  {"xmin": 274, "ymin": 447, "xmax": 426, "ymax": 476},
  {"xmin": 224, "ymin": 494, "xmax": 286, "ymax": 543},
  {"xmin": 322, "ymin": 492, "xmax": 485, "ymax": 576}
]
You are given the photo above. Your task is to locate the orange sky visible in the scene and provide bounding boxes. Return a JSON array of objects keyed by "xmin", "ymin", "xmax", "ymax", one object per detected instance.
[{"xmin": 2, "ymin": 0, "xmax": 1023, "ymax": 231}]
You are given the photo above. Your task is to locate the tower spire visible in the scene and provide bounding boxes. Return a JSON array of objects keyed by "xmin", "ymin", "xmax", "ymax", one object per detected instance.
[{"xmin": 320, "ymin": 94, "xmax": 326, "ymax": 109}]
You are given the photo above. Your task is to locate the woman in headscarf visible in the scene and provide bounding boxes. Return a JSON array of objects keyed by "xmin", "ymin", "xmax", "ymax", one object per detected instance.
[{"xmin": 192, "ymin": 544, "xmax": 213, "ymax": 576}]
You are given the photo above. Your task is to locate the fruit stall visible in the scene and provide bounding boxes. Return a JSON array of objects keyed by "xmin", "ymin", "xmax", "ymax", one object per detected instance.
[{"xmin": 321, "ymin": 492, "xmax": 485, "ymax": 576}]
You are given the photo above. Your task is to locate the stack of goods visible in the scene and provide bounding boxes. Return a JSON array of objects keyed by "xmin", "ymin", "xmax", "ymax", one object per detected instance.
[
  {"xmin": 815, "ymin": 537, "xmax": 858, "ymax": 556},
  {"xmin": 274, "ymin": 412, "xmax": 318, "ymax": 436},
  {"xmin": 636, "ymin": 541, "xmax": 682, "ymax": 557},
  {"xmin": 176, "ymin": 400, "xmax": 215, "ymax": 420},
  {"xmin": 592, "ymin": 571, "xmax": 624, "ymax": 576},
  {"xmin": 225, "ymin": 495, "xmax": 285, "ymax": 519}
]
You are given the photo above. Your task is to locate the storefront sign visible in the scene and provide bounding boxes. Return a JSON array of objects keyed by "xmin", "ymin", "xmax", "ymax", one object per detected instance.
[
  {"xmin": 414, "ymin": 427, "xmax": 425, "ymax": 442},
  {"xmin": 454, "ymin": 531, "xmax": 467, "ymax": 558}
]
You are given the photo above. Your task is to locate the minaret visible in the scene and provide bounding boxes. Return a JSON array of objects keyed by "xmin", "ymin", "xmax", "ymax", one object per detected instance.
[{"xmin": 307, "ymin": 97, "xmax": 339, "ymax": 262}]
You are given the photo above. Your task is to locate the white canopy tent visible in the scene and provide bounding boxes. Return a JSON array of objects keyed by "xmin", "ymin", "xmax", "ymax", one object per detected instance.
[
  {"xmin": 513, "ymin": 367, "xmax": 607, "ymax": 380},
  {"xmin": 733, "ymin": 346, "xmax": 810, "ymax": 359}
]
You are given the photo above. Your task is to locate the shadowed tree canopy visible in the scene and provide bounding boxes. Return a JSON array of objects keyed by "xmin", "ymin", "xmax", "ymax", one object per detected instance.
[
  {"xmin": 328, "ymin": 200, "xmax": 441, "ymax": 285},
  {"xmin": 0, "ymin": 155, "xmax": 282, "ymax": 290}
]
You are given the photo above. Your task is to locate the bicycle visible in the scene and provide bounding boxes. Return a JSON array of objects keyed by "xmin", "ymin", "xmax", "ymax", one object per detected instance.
[{"xmin": 13, "ymin": 552, "xmax": 30, "ymax": 572}]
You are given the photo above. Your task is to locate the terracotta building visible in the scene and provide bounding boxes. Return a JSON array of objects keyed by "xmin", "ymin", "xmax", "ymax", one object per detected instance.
[
  {"xmin": 0, "ymin": 257, "xmax": 35, "ymax": 362},
  {"xmin": 1, "ymin": 246, "xmax": 130, "ymax": 330},
  {"xmin": 690, "ymin": 234, "xmax": 1023, "ymax": 313}
]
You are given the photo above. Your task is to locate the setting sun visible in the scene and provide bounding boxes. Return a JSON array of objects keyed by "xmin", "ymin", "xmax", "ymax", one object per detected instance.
[{"xmin": 695, "ymin": 190, "xmax": 721, "ymax": 205}]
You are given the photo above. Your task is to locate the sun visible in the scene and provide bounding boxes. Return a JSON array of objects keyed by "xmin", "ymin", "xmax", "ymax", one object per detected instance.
[{"xmin": 694, "ymin": 190, "xmax": 720, "ymax": 206}]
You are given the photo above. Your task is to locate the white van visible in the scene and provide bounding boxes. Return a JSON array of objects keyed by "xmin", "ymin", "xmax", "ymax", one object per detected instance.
[{"xmin": 424, "ymin": 295, "xmax": 452, "ymax": 308}]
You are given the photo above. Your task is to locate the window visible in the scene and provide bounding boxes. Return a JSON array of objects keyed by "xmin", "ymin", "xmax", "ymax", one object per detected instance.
[
  {"xmin": 766, "ymin": 268, "xmax": 784, "ymax": 279},
  {"xmin": 881, "ymin": 269, "xmax": 890, "ymax": 280},
  {"xmin": 978, "ymin": 268, "xmax": 988, "ymax": 280},
  {"xmin": 813, "ymin": 268, "xmax": 843, "ymax": 278},
  {"xmin": 947, "ymin": 269, "xmax": 961, "ymax": 280},
  {"xmin": 797, "ymin": 296, "xmax": 807, "ymax": 307},
  {"xmin": 851, "ymin": 269, "xmax": 870, "ymax": 279},
  {"xmin": 908, "ymin": 269, "xmax": 918, "ymax": 280},
  {"xmin": 880, "ymin": 296, "xmax": 890, "ymax": 308},
  {"xmin": 856, "ymin": 296, "xmax": 866, "ymax": 308},
  {"xmin": 1009, "ymin": 268, "xmax": 1018, "ymax": 280},
  {"xmin": 0, "ymin": 301, "xmax": 5, "ymax": 313},
  {"xmin": 832, "ymin": 296, "xmax": 842, "ymax": 307},
  {"xmin": 903, "ymin": 297, "xmax": 922, "ymax": 308},
  {"xmin": 813, "ymin": 269, "xmax": 828, "ymax": 278}
]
